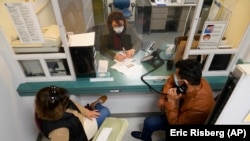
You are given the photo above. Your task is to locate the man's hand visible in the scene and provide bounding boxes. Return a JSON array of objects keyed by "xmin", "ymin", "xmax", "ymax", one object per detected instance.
[
  {"xmin": 157, "ymin": 98, "xmax": 165, "ymax": 110},
  {"xmin": 157, "ymin": 95, "xmax": 168, "ymax": 112},
  {"xmin": 167, "ymin": 88, "xmax": 182, "ymax": 102}
]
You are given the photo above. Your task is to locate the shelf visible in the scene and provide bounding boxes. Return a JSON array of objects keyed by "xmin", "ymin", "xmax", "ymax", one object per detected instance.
[
  {"xmin": 189, "ymin": 48, "xmax": 238, "ymax": 55},
  {"xmin": 150, "ymin": 2, "xmax": 196, "ymax": 7},
  {"xmin": 15, "ymin": 53, "xmax": 67, "ymax": 60}
]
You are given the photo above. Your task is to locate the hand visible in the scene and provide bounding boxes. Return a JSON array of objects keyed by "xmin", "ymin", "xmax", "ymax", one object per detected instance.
[
  {"xmin": 114, "ymin": 53, "xmax": 126, "ymax": 61},
  {"xmin": 167, "ymin": 88, "xmax": 182, "ymax": 101},
  {"xmin": 124, "ymin": 49, "xmax": 135, "ymax": 58},
  {"xmin": 87, "ymin": 110, "xmax": 100, "ymax": 119},
  {"xmin": 157, "ymin": 97, "xmax": 165, "ymax": 110}
]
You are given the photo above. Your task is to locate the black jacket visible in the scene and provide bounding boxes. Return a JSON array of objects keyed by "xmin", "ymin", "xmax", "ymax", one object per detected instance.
[{"xmin": 40, "ymin": 101, "xmax": 88, "ymax": 141}]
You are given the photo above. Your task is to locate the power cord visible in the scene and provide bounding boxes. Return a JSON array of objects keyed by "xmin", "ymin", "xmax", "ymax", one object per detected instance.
[
  {"xmin": 141, "ymin": 68, "xmax": 166, "ymax": 95},
  {"xmin": 140, "ymin": 49, "xmax": 167, "ymax": 95}
]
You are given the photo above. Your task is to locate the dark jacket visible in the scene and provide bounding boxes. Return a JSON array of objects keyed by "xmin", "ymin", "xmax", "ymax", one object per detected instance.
[{"xmin": 40, "ymin": 101, "xmax": 88, "ymax": 141}]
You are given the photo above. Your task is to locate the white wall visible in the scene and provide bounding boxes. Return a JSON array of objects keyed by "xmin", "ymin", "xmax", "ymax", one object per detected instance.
[
  {"xmin": 216, "ymin": 64, "xmax": 250, "ymax": 124},
  {"xmin": 0, "ymin": 27, "xmax": 37, "ymax": 141},
  {"xmin": 238, "ymin": 24, "xmax": 250, "ymax": 63},
  {"xmin": 0, "ymin": 1, "xmax": 39, "ymax": 140}
]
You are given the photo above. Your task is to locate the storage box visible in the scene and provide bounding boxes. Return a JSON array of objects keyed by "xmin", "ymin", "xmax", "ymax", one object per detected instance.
[{"xmin": 173, "ymin": 35, "xmax": 200, "ymax": 64}]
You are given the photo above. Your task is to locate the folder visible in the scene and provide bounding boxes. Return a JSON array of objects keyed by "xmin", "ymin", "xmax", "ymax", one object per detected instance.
[{"xmin": 92, "ymin": 117, "xmax": 128, "ymax": 141}]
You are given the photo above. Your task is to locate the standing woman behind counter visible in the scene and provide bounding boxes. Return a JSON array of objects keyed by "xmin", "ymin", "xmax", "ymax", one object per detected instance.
[{"xmin": 100, "ymin": 11, "xmax": 141, "ymax": 62}]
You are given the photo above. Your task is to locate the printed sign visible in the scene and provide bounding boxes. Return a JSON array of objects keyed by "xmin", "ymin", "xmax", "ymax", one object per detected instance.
[
  {"xmin": 198, "ymin": 21, "xmax": 227, "ymax": 49},
  {"xmin": 5, "ymin": 2, "xmax": 44, "ymax": 44}
]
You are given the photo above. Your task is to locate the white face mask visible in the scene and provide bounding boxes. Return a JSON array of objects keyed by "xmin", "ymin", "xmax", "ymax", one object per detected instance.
[
  {"xmin": 174, "ymin": 74, "xmax": 179, "ymax": 86},
  {"xmin": 113, "ymin": 26, "xmax": 124, "ymax": 34}
]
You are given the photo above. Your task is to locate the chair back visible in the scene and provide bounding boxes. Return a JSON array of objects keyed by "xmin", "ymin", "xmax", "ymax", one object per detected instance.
[{"xmin": 113, "ymin": 0, "xmax": 130, "ymax": 9}]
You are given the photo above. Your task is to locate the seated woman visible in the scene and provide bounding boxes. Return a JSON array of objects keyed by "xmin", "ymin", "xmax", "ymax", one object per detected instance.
[
  {"xmin": 35, "ymin": 86, "xmax": 110, "ymax": 141},
  {"xmin": 100, "ymin": 11, "xmax": 141, "ymax": 62}
]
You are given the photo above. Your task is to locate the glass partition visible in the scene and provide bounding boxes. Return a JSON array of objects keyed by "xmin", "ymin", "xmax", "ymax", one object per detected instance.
[
  {"xmin": 89, "ymin": 0, "xmax": 202, "ymax": 63},
  {"xmin": 5, "ymin": 0, "xmax": 62, "ymax": 54},
  {"xmin": 19, "ymin": 60, "xmax": 45, "ymax": 77}
]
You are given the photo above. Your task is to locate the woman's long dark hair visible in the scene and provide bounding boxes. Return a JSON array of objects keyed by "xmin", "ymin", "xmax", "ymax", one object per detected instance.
[
  {"xmin": 35, "ymin": 86, "xmax": 70, "ymax": 120},
  {"xmin": 107, "ymin": 11, "xmax": 127, "ymax": 34}
]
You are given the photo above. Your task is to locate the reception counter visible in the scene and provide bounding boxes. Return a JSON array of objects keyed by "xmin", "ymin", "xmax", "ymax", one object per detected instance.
[{"xmin": 17, "ymin": 51, "xmax": 228, "ymax": 96}]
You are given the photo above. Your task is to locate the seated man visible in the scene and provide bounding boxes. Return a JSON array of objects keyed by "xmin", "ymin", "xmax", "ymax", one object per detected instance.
[
  {"xmin": 100, "ymin": 11, "xmax": 141, "ymax": 62},
  {"xmin": 131, "ymin": 59, "xmax": 216, "ymax": 141}
]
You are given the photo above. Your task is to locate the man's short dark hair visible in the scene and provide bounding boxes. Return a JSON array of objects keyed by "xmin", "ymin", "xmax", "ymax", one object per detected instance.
[{"xmin": 175, "ymin": 59, "xmax": 202, "ymax": 85}]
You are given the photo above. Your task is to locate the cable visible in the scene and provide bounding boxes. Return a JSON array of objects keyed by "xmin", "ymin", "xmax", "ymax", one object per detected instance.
[{"xmin": 140, "ymin": 61, "xmax": 167, "ymax": 95}]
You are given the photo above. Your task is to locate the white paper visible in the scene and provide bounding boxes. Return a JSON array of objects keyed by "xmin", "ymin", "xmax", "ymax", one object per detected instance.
[
  {"xmin": 69, "ymin": 32, "xmax": 95, "ymax": 47},
  {"xmin": 95, "ymin": 127, "xmax": 112, "ymax": 141},
  {"xmin": 90, "ymin": 77, "xmax": 114, "ymax": 82},
  {"xmin": 98, "ymin": 60, "xmax": 108, "ymax": 72},
  {"xmin": 207, "ymin": 1, "xmax": 220, "ymax": 21},
  {"xmin": 199, "ymin": 21, "xmax": 228, "ymax": 49},
  {"xmin": 111, "ymin": 60, "xmax": 142, "ymax": 76},
  {"xmin": 5, "ymin": 2, "xmax": 44, "ymax": 44},
  {"xmin": 83, "ymin": 117, "xmax": 98, "ymax": 140}
]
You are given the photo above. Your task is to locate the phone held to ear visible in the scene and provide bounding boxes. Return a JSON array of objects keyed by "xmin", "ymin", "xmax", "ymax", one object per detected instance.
[{"xmin": 176, "ymin": 83, "xmax": 187, "ymax": 94}]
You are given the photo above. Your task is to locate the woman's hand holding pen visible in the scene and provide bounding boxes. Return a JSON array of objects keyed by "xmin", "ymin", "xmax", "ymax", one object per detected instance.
[
  {"xmin": 125, "ymin": 49, "xmax": 135, "ymax": 58},
  {"xmin": 114, "ymin": 53, "xmax": 126, "ymax": 61},
  {"xmin": 114, "ymin": 49, "xmax": 135, "ymax": 61}
]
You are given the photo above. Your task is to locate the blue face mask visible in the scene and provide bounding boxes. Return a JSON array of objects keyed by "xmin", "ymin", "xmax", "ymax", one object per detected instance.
[{"xmin": 174, "ymin": 74, "xmax": 179, "ymax": 86}]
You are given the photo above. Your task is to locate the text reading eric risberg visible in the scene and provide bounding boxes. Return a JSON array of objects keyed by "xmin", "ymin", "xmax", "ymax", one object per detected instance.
[{"xmin": 169, "ymin": 128, "xmax": 247, "ymax": 139}]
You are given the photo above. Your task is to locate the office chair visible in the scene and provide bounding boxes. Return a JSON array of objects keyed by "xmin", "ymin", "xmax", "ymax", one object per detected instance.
[{"xmin": 108, "ymin": 0, "xmax": 135, "ymax": 18}]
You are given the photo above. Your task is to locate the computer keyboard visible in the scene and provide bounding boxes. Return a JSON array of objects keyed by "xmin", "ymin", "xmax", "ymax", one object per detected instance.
[{"xmin": 141, "ymin": 40, "xmax": 155, "ymax": 51}]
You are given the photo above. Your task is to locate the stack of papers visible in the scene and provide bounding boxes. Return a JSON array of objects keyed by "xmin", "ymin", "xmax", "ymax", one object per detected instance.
[
  {"xmin": 111, "ymin": 59, "xmax": 142, "ymax": 76},
  {"xmin": 68, "ymin": 32, "xmax": 95, "ymax": 47}
]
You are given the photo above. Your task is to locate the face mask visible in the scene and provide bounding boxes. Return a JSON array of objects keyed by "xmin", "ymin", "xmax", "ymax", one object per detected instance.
[
  {"xmin": 113, "ymin": 26, "xmax": 124, "ymax": 34},
  {"xmin": 174, "ymin": 74, "xmax": 179, "ymax": 86}
]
